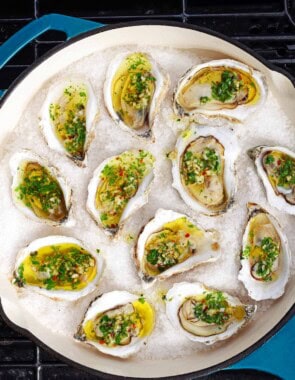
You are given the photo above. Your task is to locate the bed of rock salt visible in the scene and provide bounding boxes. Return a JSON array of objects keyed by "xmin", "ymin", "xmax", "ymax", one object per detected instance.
[{"xmin": 0, "ymin": 45, "xmax": 294, "ymax": 360}]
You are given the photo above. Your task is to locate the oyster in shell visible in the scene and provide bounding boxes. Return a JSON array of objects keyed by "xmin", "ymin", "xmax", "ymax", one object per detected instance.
[
  {"xmin": 13, "ymin": 236, "xmax": 104, "ymax": 301},
  {"xmin": 40, "ymin": 78, "xmax": 98, "ymax": 165},
  {"xmin": 173, "ymin": 59, "xmax": 267, "ymax": 122},
  {"xmin": 10, "ymin": 151, "xmax": 71, "ymax": 226},
  {"xmin": 238, "ymin": 203, "xmax": 290, "ymax": 300},
  {"xmin": 166, "ymin": 282, "xmax": 256, "ymax": 345},
  {"xmin": 171, "ymin": 125, "xmax": 238, "ymax": 215},
  {"xmin": 87, "ymin": 149, "xmax": 155, "ymax": 235},
  {"xmin": 75, "ymin": 291, "xmax": 155, "ymax": 358},
  {"xmin": 135, "ymin": 209, "xmax": 220, "ymax": 286},
  {"xmin": 104, "ymin": 52, "xmax": 169, "ymax": 137},
  {"xmin": 248, "ymin": 146, "xmax": 295, "ymax": 215}
]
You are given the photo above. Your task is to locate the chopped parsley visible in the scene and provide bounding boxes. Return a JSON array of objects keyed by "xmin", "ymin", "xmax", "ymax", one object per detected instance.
[
  {"xmin": 138, "ymin": 296, "xmax": 145, "ymax": 304},
  {"xmin": 253, "ymin": 237, "xmax": 279, "ymax": 281},
  {"xmin": 193, "ymin": 291, "xmax": 231, "ymax": 326},
  {"xmin": 211, "ymin": 70, "xmax": 243, "ymax": 103},
  {"xmin": 182, "ymin": 146, "xmax": 221, "ymax": 186},
  {"xmin": 96, "ymin": 308, "xmax": 141, "ymax": 346},
  {"xmin": 242, "ymin": 245, "xmax": 251, "ymax": 259},
  {"xmin": 200, "ymin": 96, "xmax": 210, "ymax": 105},
  {"xmin": 265, "ymin": 154, "xmax": 274, "ymax": 165}
]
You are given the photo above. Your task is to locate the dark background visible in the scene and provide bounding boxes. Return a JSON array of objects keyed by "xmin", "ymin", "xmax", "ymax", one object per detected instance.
[{"xmin": 0, "ymin": 0, "xmax": 294, "ymax": 379}]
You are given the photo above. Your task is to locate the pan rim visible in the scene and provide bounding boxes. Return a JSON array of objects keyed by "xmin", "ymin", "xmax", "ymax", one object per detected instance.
[{"xmin": 0, "ymin": 19, "xmax": 294, "ymax": 379}]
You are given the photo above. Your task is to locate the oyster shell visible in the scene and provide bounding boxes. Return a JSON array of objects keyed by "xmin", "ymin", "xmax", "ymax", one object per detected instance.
[
  {"xmin": 173, "ymin": 59, "xmax": 267, "ymax": 122},
  {"xmin": 75, "ymin": 291, "xmax": 155, "ymax": 358},
  {"xmin": 10, "ymin": 150, "xmax": 71, "ymax": 226},
  {"xmin": 135, "ymin": 209, "xmax": 220, "ymax": 286},
  {"xmin": 238, "ymin": 203, "xmax": 291, "ymax": 300},
  {"xmin": 171, "ymin": 125, "xmax": 238, "ymax": 215},
  {"xmin": 104, "ymin": 52, "xmax": 169, "ymax": 137},
  {"xmin": 40, "ymin": 78, "xmax": 98, "ymax": 165},
  {"xmin": 248, "ymin": 145, "xmax": 295, "ymax": 215},
  {"xmin": 87, "ymin": 149, "xmax": 155, "ymax": 235},
  {"xmin": 13, "ymin": 236, "xmax": 105, "ymax": 301},
  {"xmin": 166, "ymin": 282, "xmax": 256, "ymax": 345}
]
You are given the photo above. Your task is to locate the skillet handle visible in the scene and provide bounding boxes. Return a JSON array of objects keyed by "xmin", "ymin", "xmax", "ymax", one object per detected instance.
[{"xmin": 0, "ymin": 13, "xmax": 104, "ymax": 95}]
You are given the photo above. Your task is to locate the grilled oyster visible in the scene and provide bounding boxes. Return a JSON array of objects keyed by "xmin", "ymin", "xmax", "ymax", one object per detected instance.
[
  {"xmin": 40, "ymin": 78, "xmax": 98, "ymax": 165},
  {"xmin": 135, "ymin": 209, "xmax": 219, "ymax": 286},
  {"xmin": 10, "ymin": 151, "xmax": 71, "ymax": 226},
  {"xmin": 87, "ymin": 149, "xmax": 155, "ymax": 235},
  {"xmin": 104, "ymin": 52, "xmax": 169, "ymax": 137},
  {"xmin": 171, "ymin": 125, "xmax": 238, "ymax": 215},
  {"xmin": 166, "ymin": 282, "xmax": 256, "ymax": 344},
  {"xmin": 248, "ymin": 146, "xmax": 295, "ymax": 215},
  {"xmin": 13, "ymin": 236, "xmax": 104, "ymax": 301},
  {"xmin": 238, "ymin": 203, "xmax": 291, "ymax": 300},
  {"xmin": 173, "ymin": 59, "xmax": 267, "ymax": 122},
  {"xmin": 75, "ymin": 291, "xmax": 155, "ymax": 358}
]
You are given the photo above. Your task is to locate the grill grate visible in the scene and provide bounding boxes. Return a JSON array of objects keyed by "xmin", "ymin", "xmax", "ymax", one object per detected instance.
[{"xmin": 0, "ymin": 1, "xmax": 294, "ymax": 379}]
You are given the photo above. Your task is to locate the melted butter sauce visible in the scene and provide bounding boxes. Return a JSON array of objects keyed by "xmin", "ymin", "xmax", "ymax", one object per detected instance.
[{"xmin": 20, "ymin": 243, "xmax": 97, "ymax": 291}]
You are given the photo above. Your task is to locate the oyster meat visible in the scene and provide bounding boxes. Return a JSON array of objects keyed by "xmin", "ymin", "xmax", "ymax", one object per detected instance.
[
  {"xmin": 104, "ymin": 52, "xmax": 169, "ymax": 137},
  {"xmin": 40, "ymin": 78, "xmax": 98, "ymax": 165},
  {"xmin": 87, "ymin": 149, "xmax": 155, "ymax": 235},
  {"xmin": 135, "ymin": 209, "xmax": 219, "ymax": 286},
  {"xmin": 238, "ymin": 203, "xmax": 291, "ymax": 300},
  {"xmin": 249, "ymin": 146, "xmax": 295, "ymax": 215},
  {"xmin": 13, "ymin": 236, "xmax": 104, "ymax": 301},
  {"xmin": 75, "ymin": 291, "xmax": 155, "ymax": 358},
  {"xmin": 171, "ymin": 125, "xmax": 238, "ymax": 215},
  {"xmin": 10, "ymin": 151, "xmax": 71, "ymax": 226},
  {"xmin": 166, "ymin": 282, "xmax": 256, "ymax": 344},
  {"xmin": 173, "ymin": 59, "xmax": 267, "ymax": 122}
]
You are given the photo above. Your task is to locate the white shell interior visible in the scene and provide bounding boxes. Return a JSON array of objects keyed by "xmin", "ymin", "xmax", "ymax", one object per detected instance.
[{"xmin": 0, "ymin": 24, "xmax": 294, "ymax": 378}]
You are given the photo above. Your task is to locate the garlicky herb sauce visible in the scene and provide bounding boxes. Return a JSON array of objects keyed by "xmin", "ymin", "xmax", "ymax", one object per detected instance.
[
  {"xmin": 15, "ymin": 244, "xmax": 96, "ymax": 290},
  {"xmin": 49, "ymin": 84, "xmax": 88, "ymax": 160},
  {"xmin": 15, "ymin": 162, "xmax": 67, "ymax": 222},
  {"xmin": 95, "ymin": 150, "xmax": 154, "ymax": 229}
]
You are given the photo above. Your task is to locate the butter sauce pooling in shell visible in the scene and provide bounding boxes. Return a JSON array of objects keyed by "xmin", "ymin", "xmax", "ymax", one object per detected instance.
[
  {"xmin": 104, "ymin": 52, "xmax": 169, "ymax": 137},
  {"xmin": 75, "ymin": 291, "xmax": 155, "ymax": 358},
  {"xmin": 173, "ymin": 59, "xmax": 267, "ymax": 122},
  {"xmin": 166, "ymin": 282, "xmax": 256, "ymax": 345},
  {"xmin": 10, "ymin": 151, "xmax": 72, "ymax": 226},
  {"xmin": 13, "ymin": 236, "xmax": 105, "ymax": 301},
  {"xmin": 87, "ymin": 149, "xmax": 155, "ymax": 235},
  {"xmin": 40, "ymin": 78, "xmax": 99, "ymax": 165}
]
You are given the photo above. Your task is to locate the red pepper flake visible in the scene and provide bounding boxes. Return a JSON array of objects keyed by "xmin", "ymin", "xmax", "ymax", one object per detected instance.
[
  {"xmin": 277, "ymin": 160, "xmax": 281, "ymax": 166},
  {"xmin": 99, "ymin": 339, "xmax": 105, "ymax": 344},
  {"xmin": 119, "ymin": 168, "xmax": 124, "ymax": 176},
  {"xmin": 185, "ymin": 233, "xmax": 190, "ymax": 238},
  {"xmin": 52, "ymin": 275, "xmax": 58, "ymax": 281}
]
